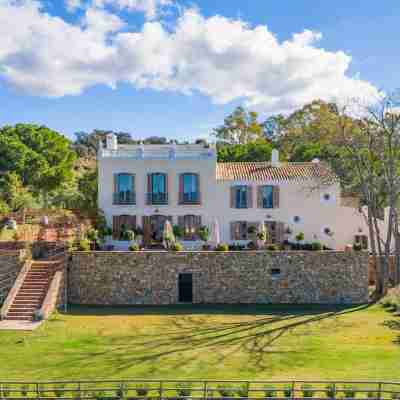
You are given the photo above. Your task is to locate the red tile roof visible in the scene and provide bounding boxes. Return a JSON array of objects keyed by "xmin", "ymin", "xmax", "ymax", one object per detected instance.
[{"xmin": 216, "ymin": 162, "xmax": 335, "ymax": 182}]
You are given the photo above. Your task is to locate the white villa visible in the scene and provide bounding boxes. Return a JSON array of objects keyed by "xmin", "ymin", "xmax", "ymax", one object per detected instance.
[{"xmin": 98, "ymin": 133, "xmax": 379, "ymax": 250}]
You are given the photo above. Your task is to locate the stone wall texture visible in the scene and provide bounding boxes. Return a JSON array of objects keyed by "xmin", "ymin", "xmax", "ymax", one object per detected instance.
[
  {"xmin": 0, "ymin": 250, "xmax": 27, "ymax": 304},
  {"xmin": 69, "ymin": 251, "xmax": 369, "ymax": 305}
]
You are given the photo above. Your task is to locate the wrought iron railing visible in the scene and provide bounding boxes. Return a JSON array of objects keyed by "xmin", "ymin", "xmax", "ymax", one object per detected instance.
[
  {"xmin": 0, "ymin": 379, "xmax": 399, "ymax": 400},
  {"xmin": 146, "ymin": 192, "xmax": 168, "ymax": 205},
  {"xmin": 113, "ymin": 192, "xmax": 136, "ymax": 205}
]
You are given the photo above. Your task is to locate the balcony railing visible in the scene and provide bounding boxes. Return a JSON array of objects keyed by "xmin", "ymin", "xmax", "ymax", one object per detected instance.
[
  {"xmin": 113, "ymin": 192, "xmax": 136, "ymax": 205},
  {"xmin": 146, "ymin": 192, "xmax": 168, "ymax": 205},
  {"xmin": 180, "ymin": 192, "xmax": 201, "ymax": 205}
]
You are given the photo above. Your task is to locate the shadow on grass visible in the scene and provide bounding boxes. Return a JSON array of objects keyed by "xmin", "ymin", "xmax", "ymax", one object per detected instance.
[
  {"xmin": 53, "ymin": 303, "xmax": 371, "ymax": 375},
  {"xmin": 64, "ymin": 303, "xmax": 367, "ymax": 316}
]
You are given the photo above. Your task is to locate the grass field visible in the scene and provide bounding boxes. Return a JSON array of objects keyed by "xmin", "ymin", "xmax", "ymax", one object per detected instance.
[{"xmin": 0, "ymin": 303, "xmax": 399, "ymax": 380}]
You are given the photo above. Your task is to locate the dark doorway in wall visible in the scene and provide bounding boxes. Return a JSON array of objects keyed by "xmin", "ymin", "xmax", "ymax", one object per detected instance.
[{"xmin": 178, "ymin": 273, "xmax": 193, "ymax": 303}]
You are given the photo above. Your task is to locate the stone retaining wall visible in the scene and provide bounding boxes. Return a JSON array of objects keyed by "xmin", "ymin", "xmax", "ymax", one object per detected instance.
[
  {"xmin": 69, "ymin": 251, "xmax": 369, "ymax": 305},
  {"xmin": 0, "ymin": 249, "xmax": 28, "ymax": 304}
]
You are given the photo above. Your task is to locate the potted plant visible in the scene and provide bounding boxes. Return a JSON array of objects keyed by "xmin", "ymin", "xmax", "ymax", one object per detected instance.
[
  {"xmin": 295, "ymin": 232, "xmax": 304, "ymax": 249},
  {"xmin": 171, "ymin": 242, "xmax": 183, "ymax": 252},
  {"xmin": 104, "ymin": 226, "xmax": 113, "ymax": 242},
  {"xmin": 173, "ymin": 225, "xmax": 184, "ymax": 239},
  {"xmin": 215, "ymin": 243, "xmax": 229, "ymax": 252},
  {"xmin": 198, "ymin": 225, "xmax": 210, "ymax": 242},
  {"xmin": 129, "ymin": 243, "xmax": 141, "ymax": 251},
  {"xmin": 353, "ymin": 241, "xmax": 363, "ymax": 251}
]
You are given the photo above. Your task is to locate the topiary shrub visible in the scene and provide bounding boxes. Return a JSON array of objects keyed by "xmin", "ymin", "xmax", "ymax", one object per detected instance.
[
  {"xmin": 236, "ymin": 384, "xmax": 249, "ymax": 398},
  {"xmin": 266, "ymin": 244, "xmax": 279, "ymax": 251},
  {"xmin": 177, "ymin": 383, "xmax": 192, "ymax": 398},
  {"xmin": 301, "ymin": 384, "xmax": 314, "ymax": 398},
  {"xmin": 283, "ymin": 385, "xmax": 293, "ymax": 398},
  {"xmin": 173, "ymin": 225, "xmax": 184, "ymax": 238},
  {"xmin": 215, "ymin": 243, "xmax": 229, "ymax": 252},
  {"xmin": 263, "ymin": 385, "xmax": 276, "ymax": 398},
  {"xmin": 217, "ymin": 385, "xmax": 235, "ymax": 398},
  {"xmin": 129, "ymin": 243, "xmax": 140, "ymax": 251},
  {"xmin": 325, "ymin": 384, "xmax": 335, "ymax": 399},
  {"xmin": 135, "ymin": 385, "xmax": 149, "ymax": 397},
  {"xmin": 171, "ymin": 242, "xmax": 183, "ymax": 252},
  {"xmin": 79, "ymin": 239, "xmax": 90, "ymax": 251},
  {"xmin": 310, "ymin": 241, "xmax": 322, "ymax": 251},
  {"xmin": 343, "ymin": 385, "xmax": 357, "ymax": 398},
  {"xmin": 353, "ymin": 242, "xmax": 363, "ymax": 251}
]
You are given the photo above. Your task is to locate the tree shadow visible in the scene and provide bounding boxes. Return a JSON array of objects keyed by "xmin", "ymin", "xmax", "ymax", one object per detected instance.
[
  {"xmin": 55, "ymin": 303, "xmax": 370, "ymax": 375},
  {"xmin": 382, "ymin": 319, "xmax": 400, "ymax": 345}
]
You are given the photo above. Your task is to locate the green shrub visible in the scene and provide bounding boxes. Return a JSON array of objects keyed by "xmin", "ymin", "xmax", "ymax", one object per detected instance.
[
  {"xmin": 217, "ymin": 385, "xmax": 236, "ymax": 398},
  {"xmin": 129, "ymin": 243, "xmax": 140, "ymax": 251},
  {"xmin": 267, "ymin": 244, "xmax": 279, "ymax": 251},
  {"xmin": 171, "ymin": 242, "xmax": 184, "ymax": 252},
  {"xmin": 283, "ymin": 385, "xmax": 293, "ymax": 398},
  {"xmin": 295, "ymin": 232, "xmax": 305, "ymax": 243},
  {"xmin": 257, "ymin": 231, "xmax": 267, "ymax": 241},
  {"xmin": 263, "ymin": 385, "xmax": 276, "ymax": 398},
  {"xmin": 177, "ymin": 383, "xmax": 192, "ymax": 397},
  {"xmin": 353, "ymin": 242, "xmax": 363, "ymax": 251},
  {"xmin": 135, "ymin": 385, "xmax": 149, "ymax": 397},
  {"xmin": 301, "ymin": 384, "xmax": 314, "ymax": 398},
  {"xmin": 86, "ymin": 228, "xmax": 99, "ymax": 242},
  {"xmin": 38, "ymin": 384, "xmax": 47, "ymax": 398},
  {"xmin": 78, "ymin": 239, "xmax": 91, "ymax": 251},
  {"xmin": 247, "ymin": 241, "xmax": 258, "ymax": 250},
  {"xmin": 198, "ymin": 226, "xmax": 210, "ymax": 242},
  {"xmin": 121, "ymin": 230, "xmax": 135, "ymax": 241},
  {"xmin": 310, "ymin": 241, "xmax": 322, "ymax": 251},
  {"xmin": 54, "ymin": 384, "xmax": 66, "ymax": 398},
  {"xmin": 325, "ymin": 384, "xmax": 335, "ymax": 399},
  {"xmin": 343, "ymin": 385, "xmax": 357, "ymax": 398},
  {"xmin": 237, "ymin": 384, "xmax": 249, "ymax": 398},
  {"xmin": 20, "ymin": 384, "xmax": 29, "ymax": 397},
  {"xmin": 116, "ymin": 383, "xmax": 128, "ymax": 398},
  {"xmin": 173, "ymin": 225, "xmax": 184, "ymax": 238},
  {"xmin": 2, "ymin": 385, "xmax": 11, "ymax": 398},
  {"xmin": 215, "ymin": 243, "xmax": 229, "ymax": 252},
  {"xmin": 94, "ymin": 390, "xmax": 107, "ymax": 400},
  {"xmin": 367, "ymin": 391, "xmax": 378, "ymax": 399}
]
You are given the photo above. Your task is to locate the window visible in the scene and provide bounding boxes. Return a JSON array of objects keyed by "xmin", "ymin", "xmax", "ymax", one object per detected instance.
[
  {"xmin": 235, "ymin": 186, "xmax": 248, "ymax": 208},
  {"xmin": 182, "ymin": 215, "xmax": 201, "ymax": 240},
  {"xmin": 260, "ymin": 186, "xmax": 274, "ymax": 208},
  {"xmin": 293, "ymin": 216, "xmax": 301, "ymax": 223},
  {"xmin": 148, "ymin": 173, "xmax": 168, "ymax": 204},
  {"xmin": 181, "ymin": 173, "xmax": 200, "ymax": 204},
  {"xmin": 113, "ymin": 173, "xmax": 135, "ymax": 204}
]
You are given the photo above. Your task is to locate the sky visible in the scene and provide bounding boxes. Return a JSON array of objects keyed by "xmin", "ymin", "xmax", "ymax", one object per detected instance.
[{"xmin": 0, "ymin": 0, "xmax": 399, "ymax": 141}]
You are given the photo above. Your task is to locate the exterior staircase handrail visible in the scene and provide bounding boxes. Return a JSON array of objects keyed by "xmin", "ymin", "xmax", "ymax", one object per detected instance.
[{"xmin": 39, "ymin": 264, "xmax": 64, "ymax": 320}]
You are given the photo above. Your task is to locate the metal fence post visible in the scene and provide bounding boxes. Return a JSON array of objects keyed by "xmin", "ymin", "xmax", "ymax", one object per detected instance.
[
  {"xmin": 378, "ymin": 383, "xmax": 383, "ymax": 400},
  {"xmin": 203, "ymin": 382, "xmax": 207, "ymax": 400},
  {"xmin": 159, "ymin": 381, "xmax": 163, "ymax": 400}
]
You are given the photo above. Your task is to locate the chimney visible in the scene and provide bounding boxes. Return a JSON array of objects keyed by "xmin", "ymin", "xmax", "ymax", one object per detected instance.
[
  {"xmin": 271, "ymin": 149, "xmax": 280, "ymax": 168},
  {"xmin": 106, "ymin": 133, "xmax": 118, "ymax": 150}
]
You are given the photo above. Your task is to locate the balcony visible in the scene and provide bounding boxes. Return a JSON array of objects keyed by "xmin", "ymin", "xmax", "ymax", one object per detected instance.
[
  {"xmin": 113, "ymin": 192, "xmax": 136, "ymax": 205},
  {"xmin": 180, "ymin": 192, "xmax": 201, "ymax": 205},
  {"xmin": 146, "ymin": 192, "xmax": 168, "ymax": 205}
]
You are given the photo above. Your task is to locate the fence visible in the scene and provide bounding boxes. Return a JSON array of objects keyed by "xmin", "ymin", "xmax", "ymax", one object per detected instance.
[{"xmin": 0, "ymin": 380, "xmax": 399, "ymax": 400}]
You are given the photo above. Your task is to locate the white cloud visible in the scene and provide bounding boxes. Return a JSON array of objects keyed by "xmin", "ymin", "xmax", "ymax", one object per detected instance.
[
  {"xmin": 0, "ymin": 1, "xmax": 381, "ymax": 113},
  {"xmin": 65, "ymin": 0, "xmax": 82, "ymax": 12}
]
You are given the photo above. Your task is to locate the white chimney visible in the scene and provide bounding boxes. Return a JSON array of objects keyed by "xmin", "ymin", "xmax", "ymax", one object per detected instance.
[
  {"xmin": 271, "ymin": 149, "xmax": 280, "ymax": 167},
  {"xmin": 106, "ymin": 133, "xmax": 118, "ymax": 150}
]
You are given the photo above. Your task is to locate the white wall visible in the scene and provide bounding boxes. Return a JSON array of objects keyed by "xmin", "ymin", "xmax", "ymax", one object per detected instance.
[{"xmin": 99, "ymin": 149, "xmax": 387, "ymax": 250}]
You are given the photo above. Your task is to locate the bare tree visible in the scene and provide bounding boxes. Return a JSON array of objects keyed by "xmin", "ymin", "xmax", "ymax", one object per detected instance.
[{"xmin": 333, "ymin": 93, "xmax": 400, "ymax": 296}]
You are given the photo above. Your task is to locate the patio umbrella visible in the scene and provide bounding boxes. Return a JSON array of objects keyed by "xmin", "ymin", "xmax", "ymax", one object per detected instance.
[
  {"xmin": 209, "ymin": 218, "xmax": 220, "ymax": 248},
  {"xmin": 162, "ymin": 220, "xmax": 175, "ymax": 249},
  {"xmin": 258, "ymin": 222, "xmax": 267, "ymax": 240}
]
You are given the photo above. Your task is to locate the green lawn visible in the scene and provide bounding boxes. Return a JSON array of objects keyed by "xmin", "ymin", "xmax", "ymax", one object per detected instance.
[{"xmin": 0, "ymin": 303, "xmax": 399, "ymax": 380}]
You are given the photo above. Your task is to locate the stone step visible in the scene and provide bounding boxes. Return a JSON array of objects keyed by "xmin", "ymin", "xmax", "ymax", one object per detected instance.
[
  {"xmin": 13, "ymin": 299, "xmax": 41, "ymax": 305},
  {"xmin": 5, "ymin": 316, "xmax": 33, "ymax": 321},
  {"xmin": 9, "ymin": 306, "xmax": 37, "ymax": 312},
  {"xmin": 7, "ymin": 311, "xmax": 35, "ymax": 317}
]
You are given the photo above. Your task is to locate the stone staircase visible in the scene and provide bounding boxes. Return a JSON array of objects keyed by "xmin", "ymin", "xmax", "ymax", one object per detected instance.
[{"xmin": 4, "ymin": 261, "xmax": 57, "ymax": 321}]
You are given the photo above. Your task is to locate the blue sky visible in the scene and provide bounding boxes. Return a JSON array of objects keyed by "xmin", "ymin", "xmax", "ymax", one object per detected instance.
[{"xmin": 0, "ymin": 0, "xmax": 399, "ymax": 141}]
